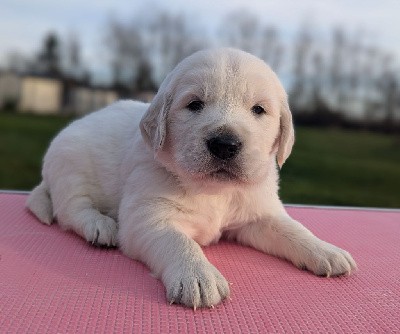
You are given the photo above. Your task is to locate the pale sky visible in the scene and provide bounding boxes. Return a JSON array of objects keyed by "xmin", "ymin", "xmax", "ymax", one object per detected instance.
[{"xmin": 1, "ymin": 0, "xmax": 400, "ymax": 83}]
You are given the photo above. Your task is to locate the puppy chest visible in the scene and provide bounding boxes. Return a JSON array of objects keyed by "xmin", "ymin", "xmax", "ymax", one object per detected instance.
[
  {"xmin": 173, "ymin": 200, "xmax": 244, "ymax": 246},
  {"xmin": 171, "ymin": 210, "xmax": 221, "ymax": 246}
]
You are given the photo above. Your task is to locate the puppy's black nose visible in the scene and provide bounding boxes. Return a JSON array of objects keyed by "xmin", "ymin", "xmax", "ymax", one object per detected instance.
[{"xmin": 207, "ymin": 134, "xmax": 242, "ymax": 160}]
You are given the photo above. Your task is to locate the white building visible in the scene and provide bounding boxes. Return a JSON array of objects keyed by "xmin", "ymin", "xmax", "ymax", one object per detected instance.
[
  {"xmin": 0, "ymin": 71, "xmax": 118, "ymax": 115},
  {"xmin": 19, "ymin": 76, "xmax": 63, "ymax": 114}
]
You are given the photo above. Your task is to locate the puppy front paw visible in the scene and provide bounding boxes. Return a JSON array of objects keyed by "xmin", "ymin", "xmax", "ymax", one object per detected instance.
[
  {"xmin": 295, "ymin": 239, "xmax": 357, "ymax": 277},
  {"xmin": 83, "ymin": 215, "xmax": 118, "ymax": 248},
  {"xmin": 164, "ymin": 260, "xmax": 230, "ymax": 309}
]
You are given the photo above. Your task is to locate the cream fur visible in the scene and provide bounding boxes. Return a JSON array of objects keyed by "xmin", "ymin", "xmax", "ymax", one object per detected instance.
[{"xmin": 27, "ymin": 48, "xmax": 356, "ymax": 309}]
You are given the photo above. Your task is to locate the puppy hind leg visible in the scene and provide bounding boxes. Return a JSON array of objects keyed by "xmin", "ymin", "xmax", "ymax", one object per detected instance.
[
  {"xmin": 26, "ymin": 181, "xmax": 53, "ymax": 225},
  {"xmin": 57, "ymin": 196, "xmax": 118, "ymax": 247}
]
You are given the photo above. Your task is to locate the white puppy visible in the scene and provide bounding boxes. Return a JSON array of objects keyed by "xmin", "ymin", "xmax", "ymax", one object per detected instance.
[{"xmin": 27, "ymin": 48, "xmax": 356, "ymax": 309}]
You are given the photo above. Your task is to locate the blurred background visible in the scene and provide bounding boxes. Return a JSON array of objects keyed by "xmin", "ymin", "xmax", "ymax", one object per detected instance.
[{"xmin": 0, "ymin": 0, "xmax": 399, "ymax": 208}]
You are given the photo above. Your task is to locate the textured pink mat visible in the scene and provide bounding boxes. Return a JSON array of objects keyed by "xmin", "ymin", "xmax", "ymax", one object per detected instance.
[{"xmin": 0, "ymin": 193, "xmax": 399, "ymax": 333}]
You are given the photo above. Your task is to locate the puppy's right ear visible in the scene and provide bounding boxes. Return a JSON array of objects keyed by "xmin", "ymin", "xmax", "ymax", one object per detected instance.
[{"xmin": 140, "ymin": 83, "xmax": 173, "ymax": 154}]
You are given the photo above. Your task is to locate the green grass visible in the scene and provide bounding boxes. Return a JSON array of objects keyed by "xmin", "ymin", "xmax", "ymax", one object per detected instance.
[
  {"xmin": 0, "ymin": 113, "xmax": 399, "ymax": 208},
  {"xmin": 280, "ymin": 127, "xmax": 400, "ymax": 208},
  {"xmin": 0, "ymin": 113, "xmax": 74, "ymax": 190}
]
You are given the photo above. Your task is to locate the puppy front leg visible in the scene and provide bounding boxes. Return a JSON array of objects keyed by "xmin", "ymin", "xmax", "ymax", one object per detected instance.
[
  {"xmin": 118, "ymin": 207, "xmax": 230, "ymax": 309},
  {"xmin": 226, "ymin": 214, "xmax": 356, "ymax": 277}
]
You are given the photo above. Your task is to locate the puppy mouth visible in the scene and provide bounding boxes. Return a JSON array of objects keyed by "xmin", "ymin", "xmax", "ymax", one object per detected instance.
[
  {"xmin": 209, "ymin": 168, "xmax": 240, "ymax": 182},
  {"xmin": 182, "ymin": 158, "xmax": 246, "ymax": 184}
]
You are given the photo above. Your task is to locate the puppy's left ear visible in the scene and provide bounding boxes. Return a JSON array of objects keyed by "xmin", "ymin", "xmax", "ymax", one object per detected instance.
[
  {"xmin": 140, "ymin": 86, "xmax": 172, "ymax": 154},
  {"xmin": 277, "ymin": 98, "xmax": 295, "ymax": 169}
]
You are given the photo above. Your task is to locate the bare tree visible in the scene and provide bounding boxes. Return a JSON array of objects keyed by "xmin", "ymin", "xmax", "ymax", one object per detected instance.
[
  {"xmin": 104, "ymin": 17, "xmax": 145, "ymax": 92},
  {"xmin": 329, "ymin": 27, "xmax": 347, "ymax": 111},
  {"xmin": 36, "ymin": 32, "xmax": 62, "ymax": 77},
  {"xmin": 149, "ymin": 12, "xmax": 205, "ymax": 79},
  {"xmin": 219, "ymin": 10, "xmax": 261, "ymax": 54},
  {"xmin": 361, "ymin": 46, "xmax": 380, "ymax": 123},
  {"xmin": 290, "ymin": 23, "xmax": 313, "ymax": 111},
  {"xmin": 64, "ymin": 32, "xmax": 83, "ymax": 79},
  {"xmin": 260, "ymin": 26, "xmax": 284, "ymax": 73},
  {"xmin": 310, "ymin": 51, "xmax": 325, "ymax": 112},
  {"xmin": 104, "ymin": 10, "xmax": 206, "ymax": 92},
  {"xmin": 135, "ymin": 58, "xmax": 157, "ymax": 92},
  {"xmin": 377, "ymin": 53, "xmax": 398, "ymax": 130},
  {"xmin": 348, "ymin": 32, "xmax": 363, "ymax": 92}
]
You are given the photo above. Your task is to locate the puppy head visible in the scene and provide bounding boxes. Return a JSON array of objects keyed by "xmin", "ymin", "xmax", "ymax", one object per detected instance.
[{"xmin": 140, "ymin": 48, "xmax": 294, "ymax": 186}]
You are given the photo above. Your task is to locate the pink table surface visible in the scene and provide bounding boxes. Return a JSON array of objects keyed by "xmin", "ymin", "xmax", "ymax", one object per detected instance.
[{"xmin": 0, "ymin": 193, "xmax": 399, "ymax": 333}]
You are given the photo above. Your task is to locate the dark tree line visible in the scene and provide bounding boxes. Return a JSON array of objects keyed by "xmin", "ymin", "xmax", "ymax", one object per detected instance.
[
  {"xmin": 103, "ymin": 9, "xmax": 399, "ymax": 131},
  {"xmin": 104, "ymin": 11, "xmax": 206, "ymax": 95},
  {"xmin": 289, "ymin": 24, "xmax": 400, "ymax": 132},
  {"xmin": 6, "ymin": 31, "xmax": 90, "ymax": 84},
  {"xmin": 3, "ymin": 9, "xmax": 399, "ymax": 131}
]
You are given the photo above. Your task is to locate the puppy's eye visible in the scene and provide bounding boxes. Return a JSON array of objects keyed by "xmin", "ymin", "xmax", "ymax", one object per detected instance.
[
  {"xmin": 251, "ymin": 105, "xmax": 266, "ymax": 115},
  {"xmin": 186, "ymin": 100, "xmax": 204, "ymax": 112}
]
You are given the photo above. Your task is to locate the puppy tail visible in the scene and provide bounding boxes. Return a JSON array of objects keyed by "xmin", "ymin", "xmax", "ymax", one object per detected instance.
[{"xmin": 26, "ymin": 181, "xmax": 54, "ymax": 225}]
